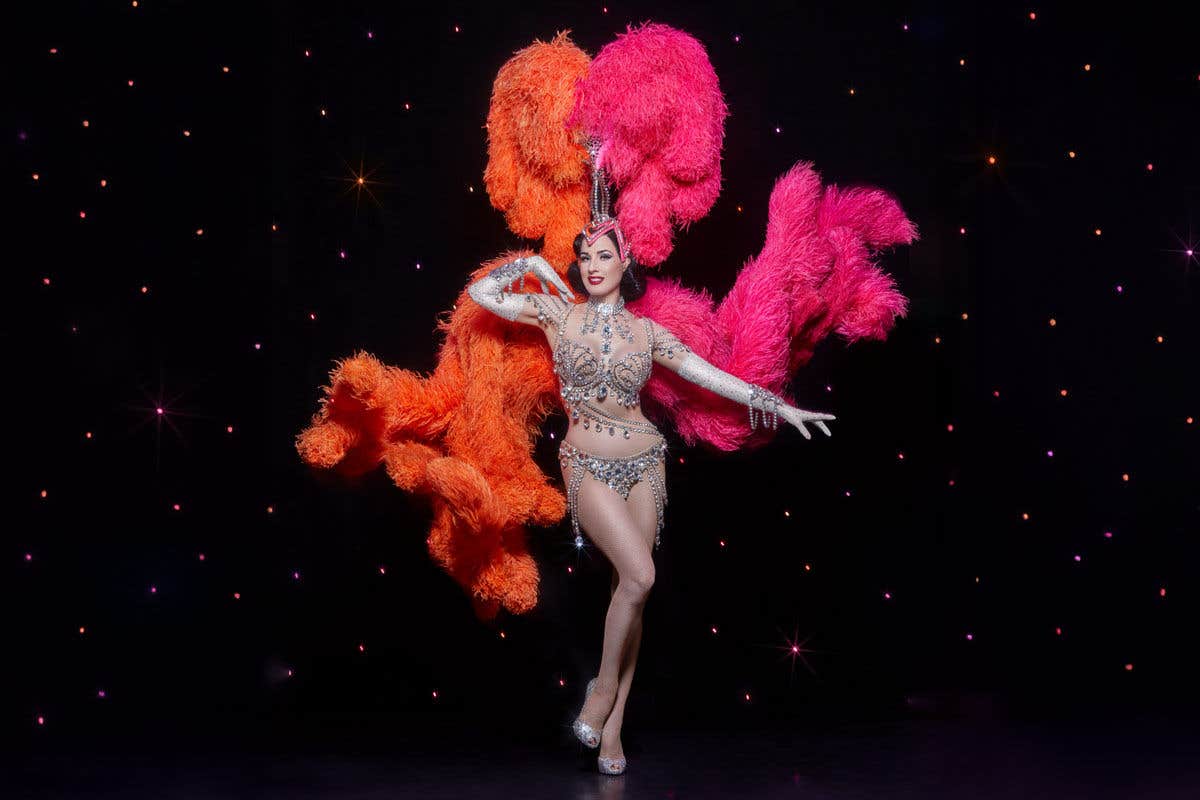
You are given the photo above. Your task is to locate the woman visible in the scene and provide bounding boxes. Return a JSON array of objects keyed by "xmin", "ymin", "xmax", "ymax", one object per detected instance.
[{"xmin": 467, "ymin": 201, "xmax": 836, "ymax": 774}]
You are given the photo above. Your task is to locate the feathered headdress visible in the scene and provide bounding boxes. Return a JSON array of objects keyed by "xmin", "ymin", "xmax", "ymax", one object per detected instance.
[{"xmin": 580, "ymin": 135, "xmax": 631, "ymax": 261}]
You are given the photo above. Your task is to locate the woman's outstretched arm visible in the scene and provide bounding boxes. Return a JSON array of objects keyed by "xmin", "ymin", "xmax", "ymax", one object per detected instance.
[
  {"xmin": 466, "ymin": 255, "xmax": 575, "ymax": 329},
  {"xmin": 647, "ymin": 319, "xmax": 835, "ymax": 438}
]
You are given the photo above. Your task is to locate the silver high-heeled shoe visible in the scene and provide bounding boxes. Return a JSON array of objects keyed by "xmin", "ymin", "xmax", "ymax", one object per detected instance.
[
  {"xmin": 597, "ymin": 753, "xmax": 627, "ymax": 775},
  {"xmin": 571, "ymin": 677, "xmax": 601, "ymax": 748}
]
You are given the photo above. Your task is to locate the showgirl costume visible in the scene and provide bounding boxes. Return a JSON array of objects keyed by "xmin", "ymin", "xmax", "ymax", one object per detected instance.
[
  {"xmin": 294, "ymin": 23, "xmax": 917, "ymax": 621},
  {"xmin": 468, "ymin": 140, "xmax": 792, "ymax": 552}
]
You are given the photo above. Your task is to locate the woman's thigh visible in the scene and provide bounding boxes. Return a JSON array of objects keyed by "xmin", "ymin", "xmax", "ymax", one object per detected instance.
[
  {"xmin": 565, "ymin": 468, "xmax": 655, "ymax": 583},
  {"xmin": 623, "ymin": 460, "xmax": 664, "ymax": 554}
]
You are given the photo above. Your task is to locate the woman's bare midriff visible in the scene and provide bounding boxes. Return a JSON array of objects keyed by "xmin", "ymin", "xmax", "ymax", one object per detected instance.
[{"xmin": 561, "ymin": 404, "xmax": 663, "ymax": 458}]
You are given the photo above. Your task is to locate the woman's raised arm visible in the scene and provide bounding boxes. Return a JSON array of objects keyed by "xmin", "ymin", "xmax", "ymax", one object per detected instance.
[{"xmin": 466, "ymin": 255, "xmax": 575, "ymax": 330}]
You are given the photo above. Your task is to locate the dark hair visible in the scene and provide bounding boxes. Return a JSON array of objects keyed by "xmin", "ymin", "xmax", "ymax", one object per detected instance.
[{"xmin": 566, "ymin": 230, "xmax": 647, "ymax": 302}]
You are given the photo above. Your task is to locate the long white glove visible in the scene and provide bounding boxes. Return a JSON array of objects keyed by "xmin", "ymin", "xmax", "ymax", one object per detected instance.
[
  {"xmin": 466, "ymin": 255, "xmax": 575, "ymax": 322},
  {"xmin": 652, "ymin": 326, "xmax": 835, "ymax": 440}
]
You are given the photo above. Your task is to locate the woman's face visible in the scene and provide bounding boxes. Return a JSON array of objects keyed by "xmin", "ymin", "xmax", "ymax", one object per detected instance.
[{"xmin": 578, "ymin": 235, "xmax": 627, "ymax": 300}]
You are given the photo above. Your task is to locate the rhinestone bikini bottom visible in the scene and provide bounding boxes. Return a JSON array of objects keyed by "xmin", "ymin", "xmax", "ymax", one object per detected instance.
[{"xmin": 558, "ymin": 437, "xmax": 668, "ymax": 551}]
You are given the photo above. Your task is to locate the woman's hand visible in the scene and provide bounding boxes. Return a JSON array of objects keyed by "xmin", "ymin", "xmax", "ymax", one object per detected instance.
[
  {"xmin": 524, "ymin": 255, "xmax": 576, "ymax": 301},
  {"xmin": 779, "ymin": 405, "xmax": 835, "ymax": 440}
]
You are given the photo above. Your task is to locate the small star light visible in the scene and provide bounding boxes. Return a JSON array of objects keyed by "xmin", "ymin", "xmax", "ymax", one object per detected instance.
[
  {"xmin": 733, "ymin": 34, "xmax": 741, "ymax": 43},
  {"xmin": 453, "ymin": 25, "xmax": 460, "ymax": 32},
  {"xmin": 1047, "ymin": 449, "xmax": 1054, "ymax": 458},
  {"xmin": 1069, "ymin": 151, "xmax": 1076, "ymax": 158},
  {"xmin": 340, "ymin": 156, "xmax": 389, "ymax": 213},
  {"xmin": 775, "ymin": 126, "xmax": 782, "ymax": 133},
  {"xmin": 883, "ymin": 590, "xmax": 891, "ymax": 599},
  {"xmin": 222, "ymin": 66, "xmax": 230, "ymax": 73},
  {"xmin": 966, "ymin": 632, "xmax": 973, "ymax": 641},
  {"xmin": 367, "ymin": 30, "xmax": 374, "ymax": 39},
  {"xmin": 778, "ymin": 625, "xmax": 819, "ymax": 679}
]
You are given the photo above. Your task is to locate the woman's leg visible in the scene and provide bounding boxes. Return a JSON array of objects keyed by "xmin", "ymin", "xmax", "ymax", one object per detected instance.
[
  {"xmin": 568, "ymin": 469, "xmax": 657, "ymax": 740},
  {"xmin": 599, "ymin": 459, "xmax": 663, "ymax": 759}
]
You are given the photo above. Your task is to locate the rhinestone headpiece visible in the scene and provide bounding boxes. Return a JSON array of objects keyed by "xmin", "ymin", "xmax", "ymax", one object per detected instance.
[{"xmin": 581, "ymin": 136, "xmax": 631, "ymax": 263}]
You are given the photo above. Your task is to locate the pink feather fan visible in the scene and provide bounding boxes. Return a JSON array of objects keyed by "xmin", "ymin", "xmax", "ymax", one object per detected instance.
[{"xmin": 566, "ymin": 21, "xmax": 729, "ymax": 267}]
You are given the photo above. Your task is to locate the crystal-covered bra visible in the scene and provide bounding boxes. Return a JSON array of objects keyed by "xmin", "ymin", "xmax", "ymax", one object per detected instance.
[{"xmin": 553, "ymin": 298, "xmax": 653, "ymax": 410}]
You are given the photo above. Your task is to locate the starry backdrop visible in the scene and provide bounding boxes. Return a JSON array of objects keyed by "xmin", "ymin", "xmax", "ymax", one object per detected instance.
[{"xmin": 9, "ymin": 0, "xmax": 1199, "ymax": 754}]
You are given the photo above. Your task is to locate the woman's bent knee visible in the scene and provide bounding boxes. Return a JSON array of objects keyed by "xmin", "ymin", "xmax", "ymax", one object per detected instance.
[{"xmin": 617, "ymin": 566, "xmax": 655, "ymax": 601}]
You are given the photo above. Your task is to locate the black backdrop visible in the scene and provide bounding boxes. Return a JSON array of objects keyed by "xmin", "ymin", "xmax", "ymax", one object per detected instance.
[{"xmin": 9, "ymin": 0, "xmax": 1199, "ymax": 754}]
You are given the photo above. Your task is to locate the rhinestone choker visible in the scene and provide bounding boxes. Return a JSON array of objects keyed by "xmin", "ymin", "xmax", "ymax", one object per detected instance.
[{"xmin": 586, "ymin": 294, "xmax": 625, "ymax": 316}]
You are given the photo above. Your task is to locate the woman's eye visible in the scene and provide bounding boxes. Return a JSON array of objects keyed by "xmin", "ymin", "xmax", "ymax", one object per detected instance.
[{"xmin": 601, "ymin": 254, "xmax": 610, "ymax": 260}]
